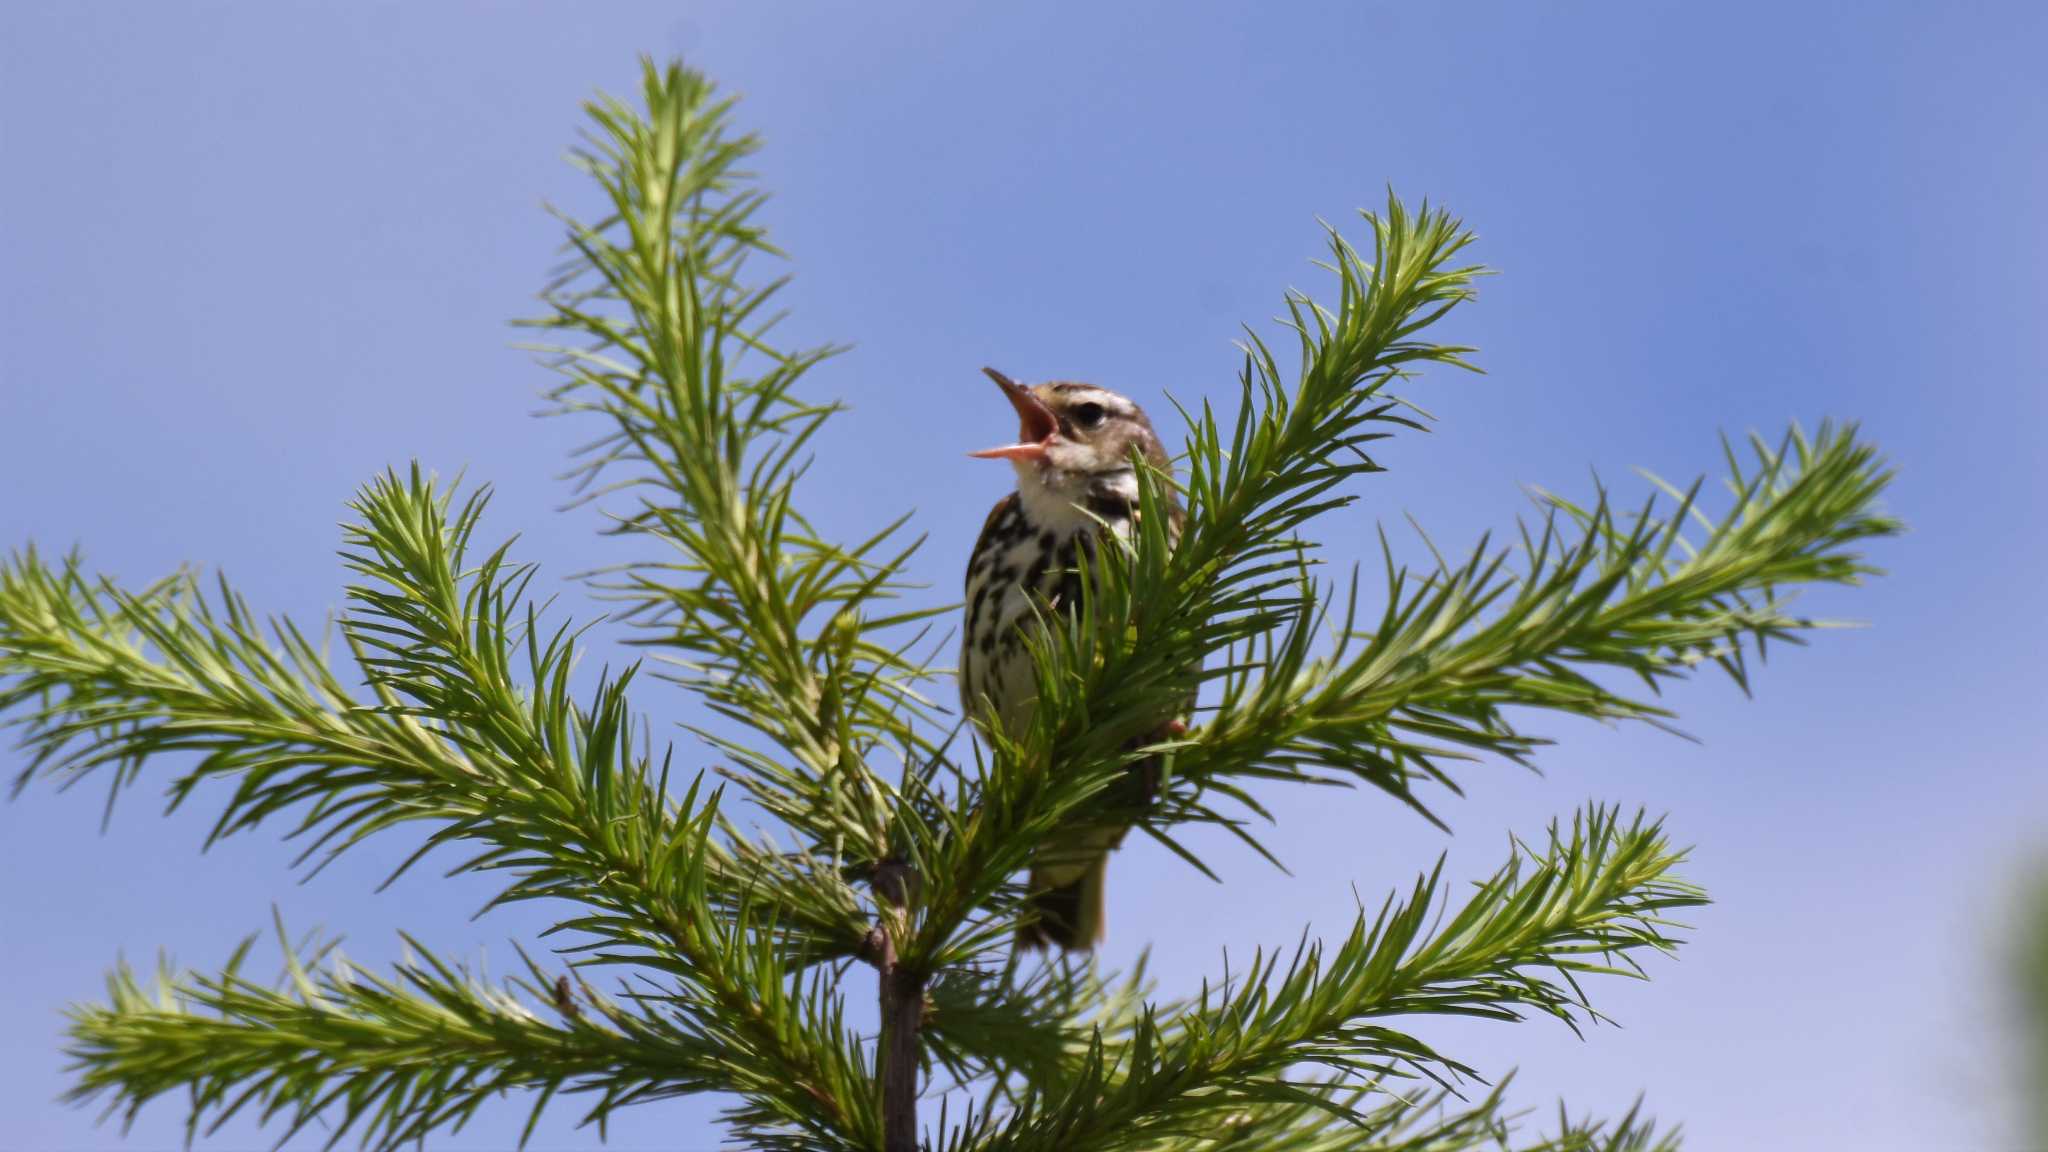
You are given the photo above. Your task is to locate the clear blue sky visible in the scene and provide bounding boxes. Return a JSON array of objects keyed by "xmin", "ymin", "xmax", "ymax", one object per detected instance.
[{"xmin": 3, "ymin": 4, "xmax": 2043, "ymax": 1149}]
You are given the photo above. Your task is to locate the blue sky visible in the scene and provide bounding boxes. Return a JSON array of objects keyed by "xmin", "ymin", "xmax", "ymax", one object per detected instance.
[{"xmin": 3, "ymin": 3, "xmax": 2043, "ymax": 1149}]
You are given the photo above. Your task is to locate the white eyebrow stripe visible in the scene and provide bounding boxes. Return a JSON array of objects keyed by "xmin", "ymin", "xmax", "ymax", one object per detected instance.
[{"xmin": 1062, "ymin": 387, "xmax": 1136, "ymax": 416}]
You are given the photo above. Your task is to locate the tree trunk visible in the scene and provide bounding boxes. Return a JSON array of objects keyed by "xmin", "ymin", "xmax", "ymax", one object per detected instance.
[
  {"xmin": 874, "ymin": 861, "xmax": 922, "ymax": 1152},
  {"xmin": 878, "ymin": 938, "xmax": 922, "ymax": 1152}
]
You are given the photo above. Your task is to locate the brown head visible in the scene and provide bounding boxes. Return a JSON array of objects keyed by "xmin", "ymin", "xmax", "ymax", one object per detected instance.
[{"xmin": 969, "ymin": 368, "xmax": 1171, "ymax": 523}]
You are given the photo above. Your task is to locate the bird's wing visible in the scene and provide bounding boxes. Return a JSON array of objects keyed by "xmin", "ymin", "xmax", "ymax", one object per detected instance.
[{"xmin": 976, "ymin": 491, "xmax": 1019, "ymax": 542}]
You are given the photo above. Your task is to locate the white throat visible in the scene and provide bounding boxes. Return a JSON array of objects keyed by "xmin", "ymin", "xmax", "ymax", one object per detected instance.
[{"xmin": 1012, "ymin": 464, "xmax": 1139, "ymax": 534}]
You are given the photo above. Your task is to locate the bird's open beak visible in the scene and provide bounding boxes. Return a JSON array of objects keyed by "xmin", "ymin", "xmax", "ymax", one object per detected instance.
[{"xmin": 968, "ymin": 367, "xmax": 1058, "ymax": 461}]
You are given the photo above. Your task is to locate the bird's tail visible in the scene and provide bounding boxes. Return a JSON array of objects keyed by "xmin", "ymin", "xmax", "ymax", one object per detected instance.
[
  {"xmin": 1017, "ymin": 855, "xmax": 1108, "ymax": 952},
  {"xmin": 1015, "ymin": 743, "xmax": 1173, "ymax": 952}
]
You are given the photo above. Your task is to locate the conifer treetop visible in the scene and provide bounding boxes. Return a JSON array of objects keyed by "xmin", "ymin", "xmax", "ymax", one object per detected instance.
[{"xmin": 0, "ymin": 59, "xmax": 1895, "ymax": 1152}]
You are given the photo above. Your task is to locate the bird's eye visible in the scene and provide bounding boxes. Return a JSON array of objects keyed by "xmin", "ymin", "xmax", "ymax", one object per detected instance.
[{"xmin": 1072, "ymin": 402, "xmax": 1106, "ymax": 429}]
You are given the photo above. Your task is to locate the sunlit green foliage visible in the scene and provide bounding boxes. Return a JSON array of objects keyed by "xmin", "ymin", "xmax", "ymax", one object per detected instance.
[{"xmin": 1, "ymin": 59, "xmax": 1894, "ymax": 1151}]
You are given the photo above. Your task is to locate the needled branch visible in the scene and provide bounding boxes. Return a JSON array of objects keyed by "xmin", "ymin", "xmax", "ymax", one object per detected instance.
[
  {"xmin": 985, "ymin": 806, "xmax": 1701, "ymax": 1152},
  {"xmin": 62, "ymin": 925, "xmax": 728, "ymax": 1152}
]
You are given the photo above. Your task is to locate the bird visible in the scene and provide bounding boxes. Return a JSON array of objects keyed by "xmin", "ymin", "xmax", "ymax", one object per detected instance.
[{"xmin": 960, "ymin": 366, "xmax": 1184, "ymax": 951}]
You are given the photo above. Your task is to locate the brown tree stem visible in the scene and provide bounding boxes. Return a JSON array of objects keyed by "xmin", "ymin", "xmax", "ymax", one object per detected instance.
[
  {"xmin": 878, "ymin": 934, "xmax": 922, "ymax": 1152},
  {"xmin": 874, "ymin": 860, "xmax": 922, "ymax": 1152}
]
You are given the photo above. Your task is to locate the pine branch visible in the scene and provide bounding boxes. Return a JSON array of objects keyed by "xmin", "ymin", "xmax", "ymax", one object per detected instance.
[
  {"xmin": 1519, "ymin": 1102, "xmax": 1680, "ymax": 1152},
  {"xmin": 521, "ymin": 59, "xmax": 945, "ymax": 870},
  {"xmin": 1152, "ymin": 1079, "xmax": 1515, "ymax": 1152},
  {"xmin": 340, "ymin": 466, "xmax": 874, "ymax": 964},
  {"xmin": 924, "ymin": 954, "xmax": 1152, "ymax": 1093},
  {"xmin": 1143, "ymin": 1075, "xmax": 1679, "ymax": 1152},
  {"xmin": 0, "ymin": 508, "xmax": 868, "ymax": 965},
  {"xmin": 340, "ymin": 468, "xmax": 880, "ymax": 1148},
  {"xmin": 1161, "ymin": 420, "xmax": 1899, "ymax": 837},
  {"xmin": 513, "ymin": 62, "xmax": 967, "ymax": 1149},
  {"xmin": 66, "ymin": 921, "xmax": 726, "ymax": 1152},
  {"xmin": 977, "ymin": 806, "xmax": 1701, "ymax": 1152},
  {"xmin": 0, "ymin": 473, "xmax": 880, "ymax": 1147}
]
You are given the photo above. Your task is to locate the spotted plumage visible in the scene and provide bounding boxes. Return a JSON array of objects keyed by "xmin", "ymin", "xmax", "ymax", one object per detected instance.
[{"xmin": 960, "ymin": 368, "xmax": 1183, "ymax": 951}]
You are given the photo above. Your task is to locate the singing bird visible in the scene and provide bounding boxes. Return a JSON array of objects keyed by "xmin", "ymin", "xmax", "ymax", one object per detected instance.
[{"xmin": 961, "ymin": 367, "xmax": 1184, "ymax": 951}]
